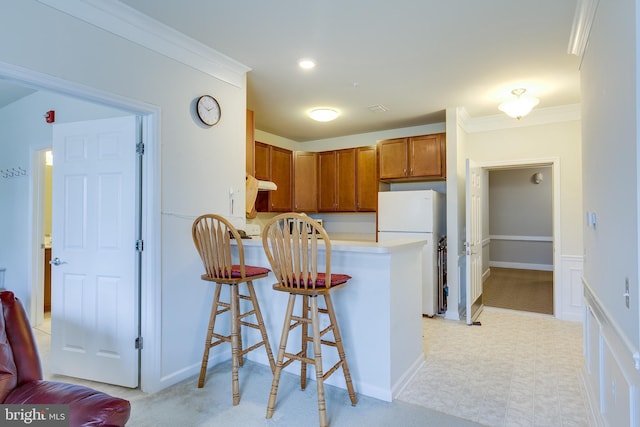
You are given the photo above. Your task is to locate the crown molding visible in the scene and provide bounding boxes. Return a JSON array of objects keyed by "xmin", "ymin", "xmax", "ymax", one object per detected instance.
[
  {"xmin": 36, "ymin": 0, "xmax": 250, "ymax": 88},
  {"xmin": 463, "ymin": 104, "xmax": 581, "ymax": 133},
  {"xmin": 568, "ymin": 0, "xmax": 600, "ymax": 62}
]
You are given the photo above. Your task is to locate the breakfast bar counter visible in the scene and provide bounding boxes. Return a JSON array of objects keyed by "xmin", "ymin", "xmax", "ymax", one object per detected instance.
[{"xmin": 233, "ymin": 237, "xmax": 426, "ymax": 402}]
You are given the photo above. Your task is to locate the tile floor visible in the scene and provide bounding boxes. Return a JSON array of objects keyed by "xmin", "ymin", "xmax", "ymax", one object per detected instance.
[{"xmin": 397, "ymin": 308, "xmax": 595, "ymax": 426}]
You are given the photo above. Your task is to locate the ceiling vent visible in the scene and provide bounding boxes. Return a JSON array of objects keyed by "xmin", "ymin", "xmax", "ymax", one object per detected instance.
[{"xmin": 368, "ymin": 104, "xmax": 389, "ymax": 113}]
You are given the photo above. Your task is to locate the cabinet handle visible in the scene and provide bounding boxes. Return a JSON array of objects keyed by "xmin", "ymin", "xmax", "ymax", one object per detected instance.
[{"xmin": 403, "ymin": 168, "xmax": 407, "ymax": 175}]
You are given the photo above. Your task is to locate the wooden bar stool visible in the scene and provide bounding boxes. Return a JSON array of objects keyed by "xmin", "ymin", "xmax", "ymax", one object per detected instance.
[
  {"xmin": 261, "ymin": 213, "xmax": 357, "ymax": 427},
  {"xmin": 192, "ymin": 214, "xmax": 275, "ymax": 405}
]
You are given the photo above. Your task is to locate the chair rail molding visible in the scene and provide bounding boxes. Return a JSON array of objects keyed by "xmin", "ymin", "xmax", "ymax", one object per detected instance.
[{"xmin": 36, "ymin": 0, "xmax": 250, "ymax": 88}]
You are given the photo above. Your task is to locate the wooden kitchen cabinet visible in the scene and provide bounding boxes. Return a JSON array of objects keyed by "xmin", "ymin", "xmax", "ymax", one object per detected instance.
[
  {"xmin": 294, "ymin": 151, "xmax": 318, "ymax": 212},
  {"xmin": 268, "ymin": 146, "xmax": 293, "ymax": 211},
  {"xmin": 254, "ymin": 141, "xmax": 270, "ymax": 181},
  {"xmin": 254, "ymin": 142, "xmax": 293, "ymax": 212},
  {"xmin": 410, "ymin": 134, "xmax": 445, "ymax": 178},
  {"xmin": 318, "ymin": 149, "xmax": 356, "ymax": 211},
  {"xmin": 378, "ymin": 137, "xmax": 408, "ymax": 180},
  {"xmin": 355, "ymin": 146, "xmax": 378, "ymax": 211},
  {"xmin": 336, "ymin": 149, "xmax": 356, "ymax": 211},
  {"xmin": 378, "ymin": 133, "xmax": 446, "ymax": 181},
  {"xmin": 318, "ymin": 151, "xmax": 337, "ymax": 211}
]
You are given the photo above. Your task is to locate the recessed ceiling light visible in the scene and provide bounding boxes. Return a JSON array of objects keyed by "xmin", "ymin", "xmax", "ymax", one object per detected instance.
[
  {"xmin": 298, "ymin": 59, "xmax": 316, "ymax": 69},
  {"xmin": 309, "ymin": 108, "xmax": 339, "ymax": 122}
]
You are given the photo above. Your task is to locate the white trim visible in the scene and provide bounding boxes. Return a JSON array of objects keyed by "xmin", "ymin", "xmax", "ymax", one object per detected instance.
[
  {"xmin": 36, "ymin": 0, "xmax": 250, "ymax": 88},
  {"xmin": 568, "ymin": 0, "xmax": 600, "ymax": 59},
  {"xmin": 28, "ymin": 149, "xmax": 48, "ymax": 326},
  {"xmin": 463, "ymin": 104, "xmax": 581, "ymax": 133},
  {"xmin": 0, "ymin": 60, "xmax": 163, "ymax": 393},
  {"xmin": 489, "ymin": 235, "xmax": 553, "ymax": 242},
  {"xmin": 489, "ymin": 261, "xmax": 552, "ymax": 271},
  {"xmin": 391, "ymin": 355, "xmax": 426, "ymax": 402},
  {"xmin": 584, "ymin": 278, "xmax": 640, "ymax": 372}
]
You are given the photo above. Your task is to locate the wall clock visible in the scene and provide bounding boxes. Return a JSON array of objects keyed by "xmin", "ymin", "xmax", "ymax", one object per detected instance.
[{"xmin": 196, "ymin": 95, "xmax": 221, "ymax": 126}]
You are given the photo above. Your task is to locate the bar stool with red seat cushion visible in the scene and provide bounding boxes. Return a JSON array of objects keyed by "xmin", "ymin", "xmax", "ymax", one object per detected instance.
[
  {"xmin": 261, "ymin": 213, "xmax": 357, "ymax": 427},
  {"xmin": 192, "ymin": 214, "xmax": 275, "ymax": 405}
]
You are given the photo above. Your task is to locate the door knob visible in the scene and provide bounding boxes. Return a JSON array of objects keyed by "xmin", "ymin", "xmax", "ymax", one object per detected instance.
[{"xmin": 49, "ymin": 257, "xmax": 66, "ymax": 266}]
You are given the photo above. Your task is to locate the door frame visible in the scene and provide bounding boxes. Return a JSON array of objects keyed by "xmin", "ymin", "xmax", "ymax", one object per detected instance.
[
  {"xmin": 475, "ymin": 157, "xmax": 561, "ymax": 317},
  {"xmin": 30, "ymin": 148, "xmax": 50, "ymax": 327},
  {"xmin": 0, "ymin": 60, "xmax": 162, "ymax": 392}
]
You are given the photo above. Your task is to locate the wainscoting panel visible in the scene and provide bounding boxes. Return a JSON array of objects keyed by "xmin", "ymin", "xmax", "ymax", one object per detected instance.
[
  {"xmin": 560, "ymin": 255, "xmax": 585, "ymax": 321},
  {"xmin": 583, "ymin": 280, "xmax": 640, "ymax": 427}
]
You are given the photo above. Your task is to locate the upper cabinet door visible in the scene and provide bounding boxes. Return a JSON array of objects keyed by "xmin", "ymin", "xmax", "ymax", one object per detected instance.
[
  {"xmin": 318, "ymin": 151, "xmax": 337, "ymax": 211},
  {"xmin": 378, "ymin": 138, "xmax": 408, "ymax": 179},
  {"xmin": 254, "ymin": 141, "xmax": 270, "ymax": 181},
  {"xmin": 336, "ymin": 148, "xmax": 356, "ymax": 211},
  {"xmin": 356, "ymin": 146, "xmax": 377, "ymax": 211},
  {"xmin": 294, "ymin": 151, "xmax": 318, "ymax": 212},
  {"xmin": 269, "ymin": 146, "xmax": 293, "ymax": 211},
  {"xmin": 410, "ymin": 134, "xmax": 443, "ymax": 177}
]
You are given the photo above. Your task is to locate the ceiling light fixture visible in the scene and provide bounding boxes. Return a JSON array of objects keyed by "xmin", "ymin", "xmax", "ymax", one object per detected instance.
[
  {"xmin": 309, "ymin": 108, "xmax": 339, "ymax": 122},
  {"xmin": 298, "ymin": 59, "xmax": 316, "ymax": 70},
  {"xmin": 498, "ymin": 88, "xmax": 540, "ymax": 119}
]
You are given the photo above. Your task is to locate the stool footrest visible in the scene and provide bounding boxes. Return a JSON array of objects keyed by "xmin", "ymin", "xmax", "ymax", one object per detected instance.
[
  {"xmin": 290, "ymin": 315, "xmax": 312, "ymax": 324},
  {"xmin": 215, "ymin": 306, "xmax": 230, "ymax": 316},
  {"xmin": 239, "ymin": 320, "xmax": 260, "ymax": 330},
  {"xmin": 239, "ymin": 309, "xmax": 257, "ymax": 320},
  {"xmin": 323, "ymin": 360, "xmax": 343, "ymax": 380},
  {"xmin": 239, "ymin": 340, "xmax": 267, "ymax": 357},
  {"xmin": 283, "ymin": 351, "xmax": 315, "ymax": 366}
]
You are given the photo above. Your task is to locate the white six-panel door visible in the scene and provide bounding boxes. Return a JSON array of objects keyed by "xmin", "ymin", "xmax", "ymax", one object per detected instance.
[{"xmin": 50, "ymin": 116, "xmax": 139, "ymax": 388}]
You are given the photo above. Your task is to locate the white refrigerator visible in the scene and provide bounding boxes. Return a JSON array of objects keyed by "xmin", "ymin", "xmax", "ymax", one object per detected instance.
[{"xmin": 377, "ymin": 190, "xmax": 445, "ymax": 316}]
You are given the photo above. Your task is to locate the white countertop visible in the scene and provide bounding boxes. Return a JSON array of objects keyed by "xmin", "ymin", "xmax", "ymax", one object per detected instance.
[{"xmin": 240, "ymin": 236, "xmax": 426, "ymax": 254}]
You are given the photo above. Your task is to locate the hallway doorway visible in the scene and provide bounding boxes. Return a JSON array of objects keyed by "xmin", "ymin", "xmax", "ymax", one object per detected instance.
[{"xmin": 475, "ymin": 158, "xmax": 560, "ymax": 318}]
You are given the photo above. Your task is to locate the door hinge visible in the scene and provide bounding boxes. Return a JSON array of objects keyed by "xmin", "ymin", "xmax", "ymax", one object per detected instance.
[
  {"xmin": 135, "ymin": 239, "xmax": 144, "ymax": 252},
  {"xmin": 135, "ymin": 337, "xmax": 143, "ymax": 350},
  {"xmin": 136, "ymin": 142, "xmax": 145, "ymax": 155}
]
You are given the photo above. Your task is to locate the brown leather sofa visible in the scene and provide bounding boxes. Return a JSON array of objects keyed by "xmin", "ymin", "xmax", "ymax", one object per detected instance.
[{"xmin": 0, "ymin": 290, "xmax": 131, "ymax": 426}]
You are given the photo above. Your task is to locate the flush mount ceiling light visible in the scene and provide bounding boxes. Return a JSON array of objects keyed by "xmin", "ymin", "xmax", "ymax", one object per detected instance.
[
  {"xmin": 298, "ymin": 59, "xmax": 316, "ymax": 70},
  {"xmin": 498, "ymin": 88, "xmax": 540, "ymax": 119},
  {"xmin": 309, "ymin": 108, "xmax": 339, "ymax": 122}
]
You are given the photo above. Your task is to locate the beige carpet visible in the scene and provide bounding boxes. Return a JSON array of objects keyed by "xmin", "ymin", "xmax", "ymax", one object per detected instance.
[{"xmin": 482, "ymin": 267, "xmax": 553, "ymax": 315}]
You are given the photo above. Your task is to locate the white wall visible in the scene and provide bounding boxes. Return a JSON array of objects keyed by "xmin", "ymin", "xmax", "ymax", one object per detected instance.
[
  {"xmin": 299, "ymin": 122, "xmax": 446, "ymax": 151},
  {"xmin": 489, "ymin": 166, "xmax": 553, "ymax": 270},
  {"xmin": 466, "ymin": 120, "xmax": 583, "ymax": 256},
  {"xmin": 580, "ymin": 0, "xmax": 640, "ymax": 424},
  {"xmin": 0, "ymin": 1, "xmax": 248, "ymax": 392},
  {"xmin": 444, "ymin": 107, "xmax": 468, "ymax": 321}
]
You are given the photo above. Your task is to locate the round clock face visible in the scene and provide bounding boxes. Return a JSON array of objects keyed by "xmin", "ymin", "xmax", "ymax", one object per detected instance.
[{"xmin": 196, "ymin": 95, "xmax": 221, "ymax": 126}]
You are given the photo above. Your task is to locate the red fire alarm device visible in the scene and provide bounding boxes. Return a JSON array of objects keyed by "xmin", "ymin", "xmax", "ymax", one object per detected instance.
[{"xmin": 45, "ymin": 110, "xmax": 55, "ymax": 123}]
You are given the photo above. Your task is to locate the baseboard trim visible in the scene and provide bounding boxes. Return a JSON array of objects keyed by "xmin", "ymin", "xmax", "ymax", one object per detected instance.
[{"xmin": 489, "ymin": 261, "xmax": 552, "ymax": 271}]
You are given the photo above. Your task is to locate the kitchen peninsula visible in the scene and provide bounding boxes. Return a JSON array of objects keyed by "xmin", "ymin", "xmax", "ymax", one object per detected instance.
[{"xmin": 233, "ymin": 237, "xmax": 425, "ymax": 402}]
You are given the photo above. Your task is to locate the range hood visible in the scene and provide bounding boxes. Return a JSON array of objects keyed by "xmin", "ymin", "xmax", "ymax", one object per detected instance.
[{"xmin": 257, "ymin": 180, "xmax": 277, "ymax": 191}]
